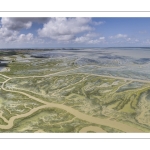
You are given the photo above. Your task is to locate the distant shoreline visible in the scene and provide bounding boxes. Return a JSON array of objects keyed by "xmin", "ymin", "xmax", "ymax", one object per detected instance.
[{"xmin": 0, "ymin": 47, "xmax": 150, "ymax": 50}]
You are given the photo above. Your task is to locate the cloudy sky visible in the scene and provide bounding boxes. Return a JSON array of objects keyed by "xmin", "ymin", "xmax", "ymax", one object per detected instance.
[{"xmin": 0, "ymin": 17, "xmax": 150, "ymax": 48}]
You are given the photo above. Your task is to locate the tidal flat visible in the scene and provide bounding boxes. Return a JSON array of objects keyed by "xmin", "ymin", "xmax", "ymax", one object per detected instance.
[{"xmin": 0, "ymin": 48, "xmax": 150, "ymax": 132}]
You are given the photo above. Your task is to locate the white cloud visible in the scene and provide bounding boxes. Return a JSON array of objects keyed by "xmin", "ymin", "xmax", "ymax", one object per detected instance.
[
  {"xmin": 126, "ymin": 38, "xmax": 131, "ymax": 41},
  {"xmin": 51, "ymin": 35, "xmax": 75, "ymax": 41},
  {"xmin": 0, "ymin": 27, "xmax": 19, "ymax": 42},
  {"xmin": 74, "ymin": 32, "xmax": 99, "ymax": 43},
  {"xmin": 109, "ymin": 34, "xmax": 127, "ymax": 39},
  {"xmin": 1, "ymin": 17, "xmax": 50, "ymax": 31},
  {"xmin": 85, "ymin": 32, "xmax": 98, "ymax": 38},
  {"xmin": 0, "ymin": 26, "xmax": 34, "ymax": 43},
  {"xmin": 1, "ymin": 18, "xmax": 32, "ymax": 30},
  {"xmin": 74, "ymin": 36, "xmax": 89, "ymax": 43},
  {"xmin": 18, "ymin": 33, "xmax": 33, "ymax": 42},
  {"xmin": 0, "ymin": 18, "xmax": 48, "ymax": 44},
  {"xmin": 38, "ymin": 17, "xmax": 92, "ymax": 41},
  {"xmin": 126, "ymin": 38, "xmax": 139, "ymax": 43},
  {"xmin": 74, "ymin": 32, "xmax": 105, "ymax": 44},
  {"xmin": 88, "ymin": 39, "xmax": 100, "ymax": 44},
  {"xmin": 74, "ymin": 32, "xmax": 95, "ymax": 43},
  {"xmin": 0, "ymin": 18, "xmax": 33, "ymax": 43},
  {"xmin": 116, "ymin": 34, "xmax": 127, "ymax": 38},
  {"xmin": 99, "ymin": 37, "xmax": 105, "ymax": 40},
  {"xmin": 0, "ymin": 27, "xmax": 18, "ymax": 37},
  {"xmin": 88, "ymin": 37, "xmax": 105, "ymax": 44}
]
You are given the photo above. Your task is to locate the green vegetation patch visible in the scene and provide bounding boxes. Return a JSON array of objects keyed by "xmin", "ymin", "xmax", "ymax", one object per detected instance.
[
  {"xmin": 0, "ymin": 107, "xmax": 125, "ymax": 133},
  {"xmin": 0, "ymin": 89, "xmax": 43, "ymax": 120},
  {"xmin": 0, "ymin": 77, "xmax": 5, "ymax": 82},
  {"xmin": 2, "ymin": 56, "xmax": 75, "ymax": 77},
  {"xmin": 117, "ymin": 82, "xmax": 145, "ymax": 92},
  {"xmin": 0, "ymin": 118, "xmax": 7, "ymax": 125}
]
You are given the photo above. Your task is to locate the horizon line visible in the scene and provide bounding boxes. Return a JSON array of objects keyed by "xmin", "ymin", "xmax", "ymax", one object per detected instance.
[{"xmin": 0, "ymin": 46, "xmax": 150, "ymax": 49}]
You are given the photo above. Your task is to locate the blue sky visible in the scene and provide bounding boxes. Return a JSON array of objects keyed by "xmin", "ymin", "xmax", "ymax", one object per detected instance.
[{"xmin": 0, "ymin": 17, "xmax": 150, "ymax": 48}]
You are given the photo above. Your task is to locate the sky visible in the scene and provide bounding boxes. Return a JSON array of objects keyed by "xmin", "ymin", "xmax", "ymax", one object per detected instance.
[{"xmin": 0, "ymin": 17, "xmax": 150, "ymax": 48}]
